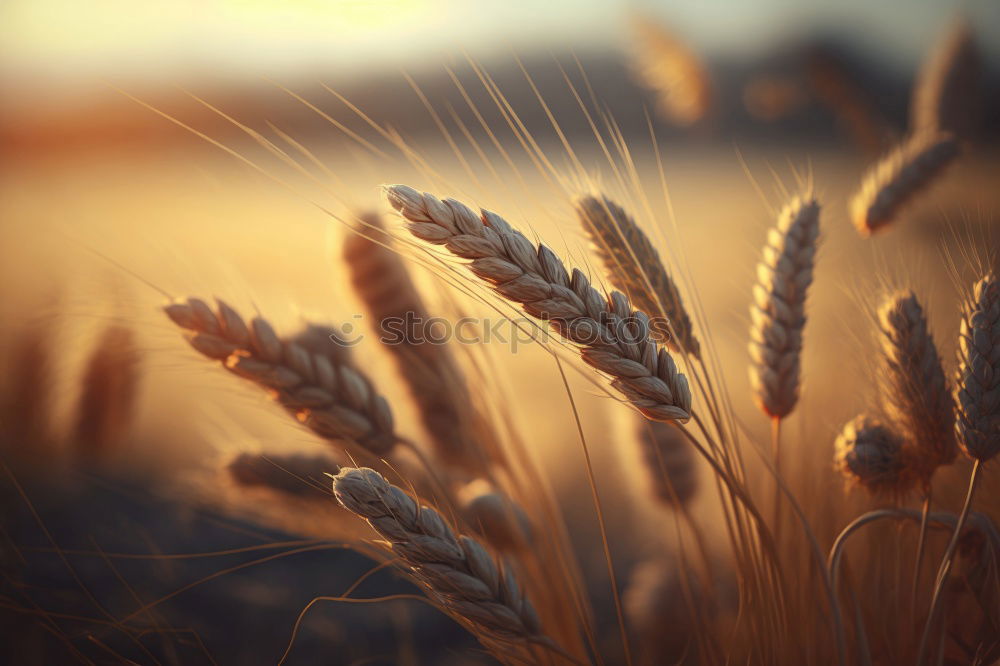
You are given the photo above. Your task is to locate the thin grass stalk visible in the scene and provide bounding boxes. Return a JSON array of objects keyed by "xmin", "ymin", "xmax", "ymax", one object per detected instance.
[{"xmin": 916, "ymin": 459, "xmax": 983, "ymax": 666}]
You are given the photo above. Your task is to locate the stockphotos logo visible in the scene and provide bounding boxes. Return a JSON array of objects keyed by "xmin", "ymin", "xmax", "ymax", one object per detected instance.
[{"xmin": 331, "ymin": 311, "xmax": 672, "ymax": 353}]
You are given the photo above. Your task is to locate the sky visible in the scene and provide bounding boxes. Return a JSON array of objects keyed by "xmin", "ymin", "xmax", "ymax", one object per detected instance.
[{"xmin": 0, "ymin": 0, "xmax": 997, "ymax": 100}]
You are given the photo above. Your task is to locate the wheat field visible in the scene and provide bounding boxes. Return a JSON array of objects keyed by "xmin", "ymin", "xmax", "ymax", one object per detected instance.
[{"xmin": 1, "ymin": 9, "xmax": 1000, "ymax": 666}]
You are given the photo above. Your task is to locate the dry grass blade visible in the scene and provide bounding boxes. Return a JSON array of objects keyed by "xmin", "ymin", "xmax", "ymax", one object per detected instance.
[
  {"xmin": 911, "ymin": 20, "xmax": 981, "ymax": 137},
  {"xmin": 343, "ymin": 212, "xmax": 485, "ymax": 473},
  {"xmin": 834, "ymin": 415, "xmax": 915, "ymax": 496},
  {"xmin": 332, "ymin": 466, "xmax": 566, "ymax": 663},
  {"xmin": 165, "ymin": 297, "xmax": 396, "ymax": 454},
  {"xmin": 386, "ymin": 184, "xmax": 692, "ymax": 423},
  {"xmin": 638, "ymin": 421, "xmax": 698, "ymax": 508},
  {"xmin": 956, "ymin": 273, "xmax": 1000, "ymax": 463},
  {"xmin": 629, "ymin": 14, "xmax": 712, "ymax": 127},
  {"xmin": 228, "ymin": 452, "xmax": 340, "ymax": 496},
  {"xmin": 877, "ymin": 291, "xmax": 957, "ymax": 480},
  {"xmin": 73, "ymin": 325, "xmax": 141, "ymax": 462},
  {"xmin": 576, "ymin": 193, "xmax": 699, "ymax": 358},
  {"xmin": 749, "ymin": 194, "xmax": 820, "ymax": 419},
  {"xmin": 850, "ymin": 131, "xmax": 960, "ymax": 236}
]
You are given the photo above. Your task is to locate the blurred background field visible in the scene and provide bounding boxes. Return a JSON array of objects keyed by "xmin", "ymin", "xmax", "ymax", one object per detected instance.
[{"xmin": 1, "ymin": 0, "xmax": 999, "ymax": 664}]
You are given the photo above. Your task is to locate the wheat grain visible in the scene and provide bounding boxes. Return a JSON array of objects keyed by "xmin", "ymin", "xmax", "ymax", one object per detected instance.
[
  {"xmin": 835, "ymin": 415, "xmax": 914, "ymax": 495},
  {"xmin": 165, "ymin": 298, "xmax": 396, "ymax": 454},
  {"xmin": 73, "ymin": 325, "xmax": 141, "ymax": 461},
  {"xmin": 343, "ymin": 212, "xmax": 484, "ymax": 473},
  {"xmin": 911, "ymin": 20, "xmax": 981, "ymax": 137},
  {"xmin": 576, "ymin": 194, "xmax": 699, "ymax": 358},
  {"xmin": 638, "ymin": 420, "xmax": 698, "ymax": 508},
  {"xmin": 228, "ymin": 452, "xmax": 340, "ymax": 496},
  {"xmin": 956, "ymin": 273, "xmax": 1000, "ymax": 463},
  {"xmin": 850, "ymin": 131, "xmax": 960, "ymax": 236},
  {"xmin": 386, "ymin": 184, "xmax": 691, "ymax": 423},
  {"xmin": 749, "ymin": 195, "xmax": 820, "ymax": 419},
  {"xmin": 877, "ymin": 291, "xmax": 957, "ymax": 480},
  {"xmin": 332, "ymin": 466, "xmax": 558, "ymax": 660}
]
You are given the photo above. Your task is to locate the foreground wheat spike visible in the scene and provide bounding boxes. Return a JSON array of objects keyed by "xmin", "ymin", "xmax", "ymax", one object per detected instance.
[
  {"xmin": 344, "ymin": 212, "xmax": 484, "ymax": 473},
  {"xmin": 229, "ymin": 452, "xmax": 340, "ymax": 497},
  {"xmin": 748, "ymin": 195, "xmax": 820, "ymax": 419},
  {"xmin": 911, "ymin": 20, "xmax": 981, "ymax": 137},
  {"xmin": 387, "ymin": 184, "xmax": 691, "ymax": 423},
  {"xmin": 956, "ymin": 274, "xmax": 1000, "ymax": 463},
  {"xmin": 638, "ymin": 421, "xmax": 698, "ymax": 507},
  {"xmin": 165, "ymin": 298, "xmax": 395, "ymax": 454},
  {"xmin": 850, "ymin": 131, "xmax": 960, "ymax": 236},
  {"xmin": 877, "ymin": 291, "xmax": 957, "ymax": 480},
  {"xmin": 332, "ymin": 467, "xmax": 555, "ymax": 658},
  {"xmin": 835, "ymin": 415, "xmax": 914, "ymax": 495},
  {"xmin": 576, "ymin": 194, "xmax": 700, "ymax": 358},
  {"xmin": 74, "ymin": 325, "xmax": 141, "ymax": 461}
]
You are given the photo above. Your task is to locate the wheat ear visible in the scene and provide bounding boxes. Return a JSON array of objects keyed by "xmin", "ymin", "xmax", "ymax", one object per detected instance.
[
  {"xmin": 229, "ymin": 452, "xmax": 340, "ymax": 496},
  {"xmin": 458, "ymin": 479, "xmax": 533, "ymax": 550},
  {"xmin": 877, "ymin": 291, "xmax": 957, "ymax": 480},
  {"xmin": 638, "ymin": 421, "xmax": 698, "ymax": 507},
  {"xmin": 850, "ymin": 131, "xmax": 960, "ymax": 236},
  {"xmin": 386, "ymin": 184, "xmax": 691, "ymax": 423},
  {"xmin": 956, "ymin": 273, "xmax": 1000, "ymax": 464},
  {"xmin": 834, "ymin": 415, "xmax": 914, "ymax": 495},
  {"xmin": 576, "ymin": 194, "xmax": 699, "ymax": 358},
  {"xmin": 749, "ymin": 195, "xmax": 820, "ymax": 419},
  {"xmin": 344, "ymin": 212, "xmax": 485, "ymax": 473},
  {"xmin": 73, "ymin": 325, "xmax": 141, "ymax": 461},
  {"xmin": 165, "ymin": 298, "xmax": 395, "ymax": 454},
  {"xmin": 911, "ymin": 20, "xmax": 980, "ymax": 136},
  {"xmin": 332, "ymin": 467, "xmax": 559, "ymax": 660}
]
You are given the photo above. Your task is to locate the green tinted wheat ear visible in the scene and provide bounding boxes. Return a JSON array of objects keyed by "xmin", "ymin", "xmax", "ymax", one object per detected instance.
[
  {"xmin": 835, "ymin": 415, "xmax": 915, "ymax": 495},
  {"xmin": 877, "ymin": 292, "xmax": 957, "ymax": 479},
  {"xmin": 576, "ymin": 194, "xmax": 699, "ymax": 358},
  {"xmin": 956, "ymin": 274, "xmax": 1000, "ymax": 463},
  {"xmin": 850, "ymin": 131, "xmax": 960, "ymax": 236},
  {"xmin": 165, "ymin": 298, "xmax": 395, "ymax": 454},
  {"xmin": 749, "ymin": 195, "xmax": 820, "ymax": 419},
  {"xmin": 332, "ymin": 467, "xmax": 559, "ymax": 660},
  {"xmin": 387, "ymin": 184, "xmax": 691, "ymax": 423}
]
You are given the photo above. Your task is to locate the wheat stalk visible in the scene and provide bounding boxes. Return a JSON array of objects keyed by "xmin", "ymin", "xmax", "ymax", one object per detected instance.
[
  {"xmin": 911, "ymin": 20, "xmax": 980, "ymax": 136},
  {"xmin": 343, "ymin": 212, "xmax": 485, "ymax": 473},
  {"xmin": 850, "ymin": 131, "xmax": 960, "ymax": 236},
  {"xmin": 576, "ymin": 194, "xmax": 699, "ymax": 358},
  {"xmin": 834, "ymin": 415, "xmax": 914, "ymax": 495},
  {"xmin": 956, "ymin": 273, "xmax": 1000, "ymax": 464},
  {"xmin": 165, "ymin": 298, "xmax": 396, "ymax": 454},
  {"xmin": 749, "ymin": 195, "xmax": 820, "ymax": 419},
  {"xmin": 331, "ymin": 466, "xmax": 562, "ymax": 662},
  {"xmin": 386, "ymin": 184, "xmax": 691, "ymax": 423},
  {"xmin": 877, "ymin": 291, "xmax": 957, "ymax": 480}
]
